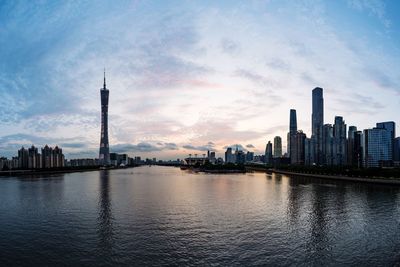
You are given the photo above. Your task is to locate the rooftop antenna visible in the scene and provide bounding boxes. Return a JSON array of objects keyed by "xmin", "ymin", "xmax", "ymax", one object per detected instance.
[{"xmin": 103, "ymin": 68, "xmax": 106, "ymax": 89}]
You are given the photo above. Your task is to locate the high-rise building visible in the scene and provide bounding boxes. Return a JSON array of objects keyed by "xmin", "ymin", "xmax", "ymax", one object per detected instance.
[
  {"xmin": 291, "ymin": 131, "xmax": 306, "ymax": 165},
  {"xmin": 347, "ymin": 126, "xmax": 363, "ymax": 168},
  {"xmin": 322, "ymin": 124, "xmax": 333, "ymax": 166},
  {"xmin": 287, "ymin": 109, "xmax": 297, "ymax": 157},
  {"xmin": 28, "ymin": 145, "xmax": 42, "ymax": 169},
  {"xmin": 265, "ymin": 141, "xmax": 273, "ymax": 165},
  {"xmin": 225, "ymin": 147, "xmax": 234, "ymax": 163},
  {"xmin": 333, "ymin": 116, "xmax": 347, "ymax": 166},
  {"xmin": 305, "ymin": 138, "xmax": 313, "ymax": 166},
  {"xmin": 53, "ymin": 146, "xmax": 64, "ymax": 168},
  {"xmin": 246, "ymin": 151, "xmax": 254, "ymax": 162},
  {"xmin": 236, "ymin": 150, "xmax": 246, "ymax": 164},
  {"xmin": 347, "ymin": 126, "xmax": 357, "ymax": 166},
  {"xmin": 42, "ymin": 145, "xmax": 53, "ymax": 168},
  {"xmin": 394, "ymin": 137, "xmax": 400, "ymax": 164},
  {"xmin": 354, "ymin": 131, "xmax": 363, "ymax": 168},
  {"xmin": 210, "ymin": 152, "xmax": 216, "ymax": 158},
  {"xmin": 312, "ymin": 87, "xmax": 324, "ymax": 165},
  {"xmin": 99, "ymin": 70, "xmax": 110, "ymax": 166},
  {"xmin": 362, "ymin": 127, "xmax": 392, "ymax": 168},
  {"xmin": 273, "ymin": 136, "xmax": 282, "ymax": 158},
  {"xmin": 18, "ymin": 147, "xmax": 29, "ymax": 169},
  {"xmin": 376, "ymin": 121, "xmax": 395, "ymax": 164},
  {"xmin": 40, "ymin": 145, "xmax": 65, "ymax": 168}
]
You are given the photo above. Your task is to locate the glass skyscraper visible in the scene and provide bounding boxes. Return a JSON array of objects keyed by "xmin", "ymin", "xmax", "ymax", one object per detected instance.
[
  {"xmin": 312, "ymin": 87, "xmax": 324, "ymax": 165},
  {"xmin": 287, "ymin": 109, "xmax": 297, "ymax": 157},
  {"xmin": 376, "ymin": 121, "xmax": 395, "ymax": 163},
  {"xmin": 333, "ymin": 116, "xmax": 347, "ymax": 166},
  {"xmin": 265, "ymin": 141, "xmax": 273, "ymax": 165},
  {"xmin": 273, "ymin": 136, "xmax": 282, "ymax": 158},
  {"xmin": 362, "ymin": 127, "xmax": 391, "ymax": 168}
]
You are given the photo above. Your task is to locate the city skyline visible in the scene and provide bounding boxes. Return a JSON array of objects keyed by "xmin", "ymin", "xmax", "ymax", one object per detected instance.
[{"xmin": 1, "ymin": 1, "xmax": 400, "ymax": 160}]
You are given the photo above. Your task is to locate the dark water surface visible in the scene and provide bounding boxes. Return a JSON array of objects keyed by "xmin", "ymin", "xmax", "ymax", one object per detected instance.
[{"xmin": 0, "ymin": 166, "xmax": 400, "ymax": 266}]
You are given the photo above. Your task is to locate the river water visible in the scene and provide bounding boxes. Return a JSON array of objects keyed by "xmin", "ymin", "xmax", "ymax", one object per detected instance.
[{"xmin": 0, "ymin": 166, "xmax": 399, "ymax": 266}]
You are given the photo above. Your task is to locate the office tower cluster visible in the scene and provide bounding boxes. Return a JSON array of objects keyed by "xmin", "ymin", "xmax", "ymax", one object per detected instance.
[
  {"xmin": 206, "ymin": 150, "xmax": 223, "ymax": 164},
  {"xmin": 287, "ymin": 87, "xmax": 398, "ymax": 168},
  {"xmin": 224, "ymin": 146, "xmax": 261, "ymax": 164},
  {"xmin": 0, "ymin": 145, "xmax": 65, "ymax": 170}
]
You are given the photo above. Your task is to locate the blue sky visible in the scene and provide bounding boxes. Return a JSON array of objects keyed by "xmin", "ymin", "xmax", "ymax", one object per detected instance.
[{"xmin": 0, "ymin": 0, "xmax": 399, "ymax": 159}]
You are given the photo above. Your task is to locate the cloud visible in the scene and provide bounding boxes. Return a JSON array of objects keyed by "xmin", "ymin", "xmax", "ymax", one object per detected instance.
[
  {"xmin": 266, "ymin": 58, "xmax": 291, "ymax": 72},
  {"xmin": 0, "ymin": 133, "xmax": 93, "ymax": 158},
  {"xmin": 182, "ymin": 142, "xmax": 215, "ymax": 152},
  {"xmin": 364, "ymin": 68, "xmax": 399, "ymax": 93},
  {"xmin": 332, "ymin": 93, "xmax": 385, "ymax": 115},
  {"xmin": 1, "ymin": 1, "xmax": 399, "ymax": 160},
  {"xmin": 220, "ymin": 38, "xmax": 240, "ymax": 55},
  {"xmin": 59, "ymin": 142, "xmax": 87, "ymax": 148},
  {"xmin": 246, "ymin": 144, "xmax": 255, "ymax": 148},
  {"xmin": 233, "ymin": 69, "xmax": 278, "ymax": 87},
  {"xmin": 111, "ymin": 142, "xmax": 179, "ymax": 153},
  {"xmin": 347, "ymin": 0, "xmax": 391, "ymax": 27},
  {"xmin": 223, "ymin": 144, "xmax": 247, "ymax": 151}
]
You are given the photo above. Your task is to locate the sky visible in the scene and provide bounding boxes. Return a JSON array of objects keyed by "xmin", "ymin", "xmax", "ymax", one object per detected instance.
[{"xmin": 0, "ymin": 0, "xmax": 400, "ymax": 160}]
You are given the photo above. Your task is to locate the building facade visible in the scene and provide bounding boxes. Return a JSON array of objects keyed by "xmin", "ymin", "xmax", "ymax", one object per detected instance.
[
  {"xmin": 225, "ymin": 147, "xmax": 235, "ymax": 163},
  {"xmin": 362, "ymin": 127, "xmax": 392, "ymax": 168},
  {"xmin": 312, "ymin": 87, "xmax": 324, "ymax": 165},
  {"xmin": 265, "ymin": 141, "xmax": 273, "ymax": 165},
  {"xmin": 333, "ymin": 116, "xmax": 347, "ymax": 166},
  {"xmin": 394, "ymin": 137, "xmax": 400, "ymax": 166},
  {"xmin": 376, "ymin": 121, "xmax": 395, "ymax": 165},
  {"xmin": 287, "ymin": 109, "xmax": 297, "ymax": 158},
  {"xmin": 291, "ymin": 131, "xmax": 306, "ymax": 165},
  {"xmin": 273, "ymin": 136, "xmax": 282, "ymax": 158}
]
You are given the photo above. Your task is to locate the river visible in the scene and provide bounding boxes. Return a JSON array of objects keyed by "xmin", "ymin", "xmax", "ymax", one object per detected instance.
[{"xmin": 0, "ymin": 166, "xmax": 399, "ymax": 266}]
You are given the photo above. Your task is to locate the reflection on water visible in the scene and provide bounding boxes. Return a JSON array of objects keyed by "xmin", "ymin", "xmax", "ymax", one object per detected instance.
[
  {"xmin": 97, "ymin": 170, "xmax": 114, "ymax": 256},
  {"xmin": 0, "ymin": 166, "xmax": 400, "ymax": 266}
]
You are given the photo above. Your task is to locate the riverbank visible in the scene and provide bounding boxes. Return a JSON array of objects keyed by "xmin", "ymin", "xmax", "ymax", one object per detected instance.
[
  {"xmin": 272, "ymin": 169, "xmax": 400, "ymax": 185},
  {"xmin": 0, "ymin": 165, "xmax": 138, "ymax": 177},
  {"xmin": 202, "ymin": 169, "xmax": 246, "ymax": 173}
]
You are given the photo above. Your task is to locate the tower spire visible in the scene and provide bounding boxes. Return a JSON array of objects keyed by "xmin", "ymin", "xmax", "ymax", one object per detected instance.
[{"xmin": 103, "ymin": 68, "xmax": 106, "ymax": 89}]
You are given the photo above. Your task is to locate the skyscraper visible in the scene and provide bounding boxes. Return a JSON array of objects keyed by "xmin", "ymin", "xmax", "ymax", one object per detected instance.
[
  {"xmin": 99, "ymin": 70, "xmax": 110, "ymax": 166},
  {"xmin": 287, "ymin": 109, "xmax": 297, "ymax": 157},
  {"xmin": 312, "ymin": 87, "xmax": 324, "ymax": 165},
  {"xmin": 376, "ymin": 121, "xmax": 395, "ymax": 164},
  {"xmin": 18, "ymin": 147, "xmax": 29, "ymax": 169},
  {"xmin": 322, "ymin": 124, "xmax": 333, "ymax": 166},
  {"xmin": 291, "ymin": 131, "xmax": 306, "ymax": 165},
  {"xmin": 362, "ymin": 127, "xmax": 392, "ymax": 168},
  {"xmin": 394, "ymin": 137, "xmax": 400, "ymax": 164},
  {"xmin": 42, "ymin": 145, "xmax": 53, "ymax": 168},
  {"xmin": 225, "ymin": 147, "xmax": 234, "ymax": 163},
  {"xmin": 28, "ymin": 145, "xmax": 41, "ymax": 169},
  {"xmin": 347, "ymin": 126, "xmax": 357, "ymax": 166},
  {"xmin": 273, "ymin": 136, "xmax": 282, "ymax": 158},
  {"xmin": 265, "ymin": 141, "xmax": 273, "ymax": 165},
  {"xmin": 305, "ymin": 138, "xmax": 313, "ymax": 166},
  {"xmin": 333, "ymin": 116, "xmax": 347, "ymax": 166}
]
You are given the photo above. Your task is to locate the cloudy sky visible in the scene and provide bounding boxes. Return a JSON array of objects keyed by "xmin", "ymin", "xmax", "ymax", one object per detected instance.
[{"xmin": 1, "ymin": 0, "xmax": 399, "ymax": 159}]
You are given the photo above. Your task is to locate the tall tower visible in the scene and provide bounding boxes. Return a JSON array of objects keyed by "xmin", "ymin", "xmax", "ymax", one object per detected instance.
[
  {"xmin": 99, "ymin": 70, "xmax": 110, "ymax": 166},
  {"xmin": 273, "ymin": 136, "xmax": 282, "ymax": 158},
  {"xmin": 265, "ymin": 141, "xmax": 273, "ymax": 165},
  {"xmin": 312, "ymin": 87, "xmax": 323, "ymax": 165},
  {"xmin": 289, "ymin": 109, "xmax": 297, "ymax": 135},
  {"xmin": 287, "ymin": 109, "xmax": 297, "ymax": 157},
  {"xmin": 333, "ymin": 116, "xmax": 347, "ymax": 166}
]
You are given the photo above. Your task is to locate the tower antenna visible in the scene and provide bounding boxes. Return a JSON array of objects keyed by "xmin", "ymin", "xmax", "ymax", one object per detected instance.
[{"xmin": 103, "ymin": 68, "xmax": 106, "ymax": 89}]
